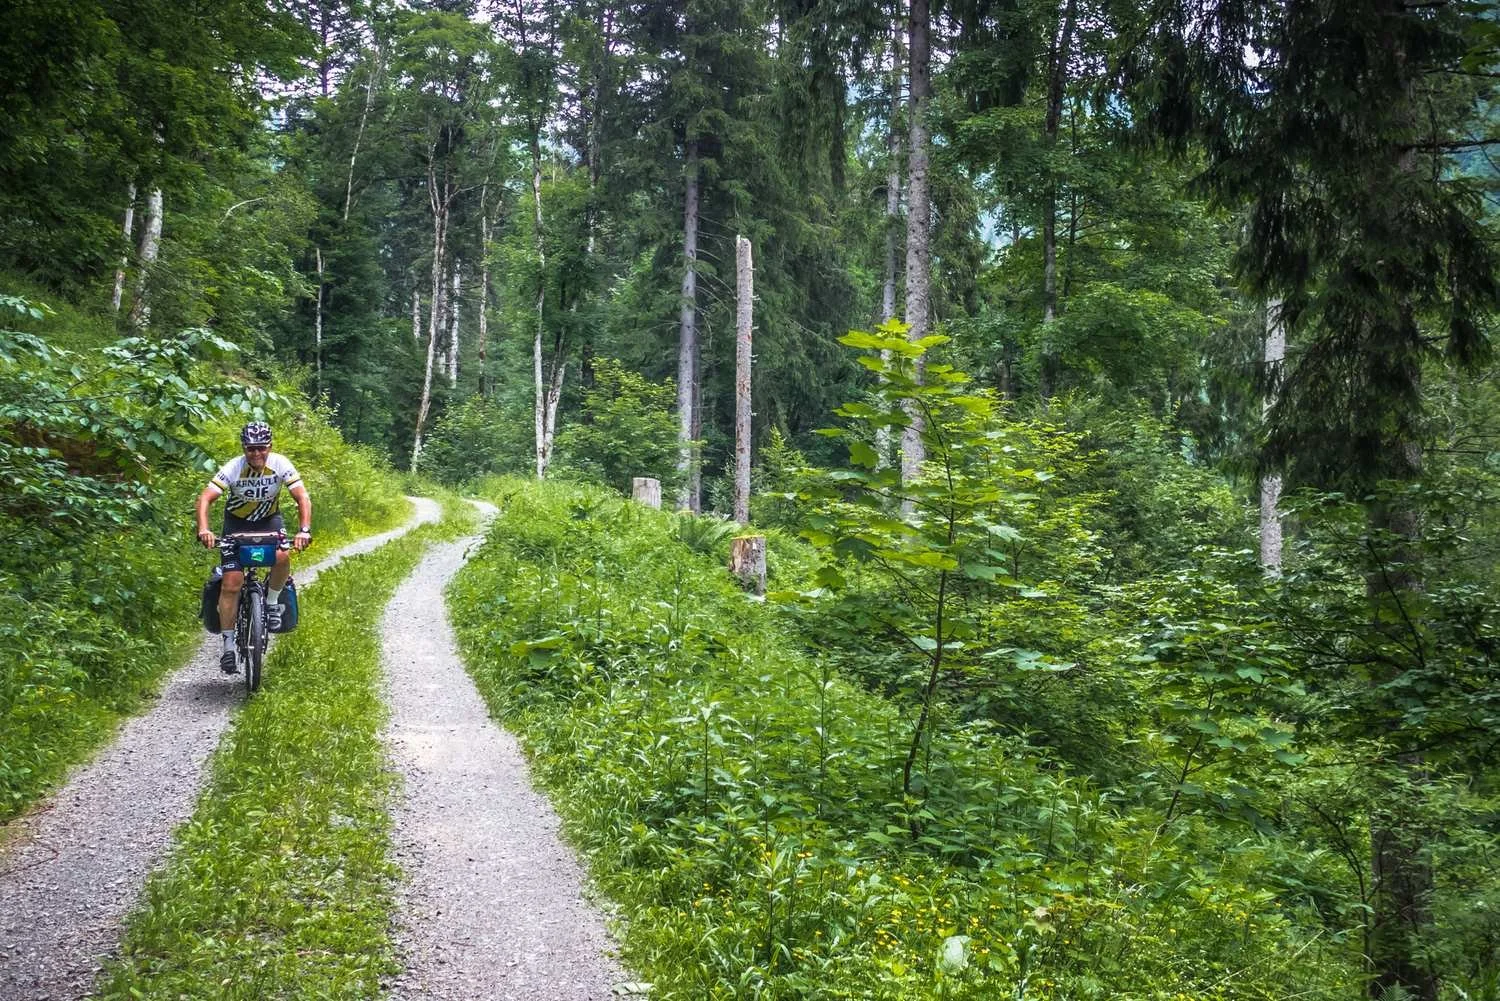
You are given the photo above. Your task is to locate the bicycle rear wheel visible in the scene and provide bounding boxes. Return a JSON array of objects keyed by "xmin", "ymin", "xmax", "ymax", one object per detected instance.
[{"xmin": 245, "ymin": 587, "xmax": 264, "ymax": 693}]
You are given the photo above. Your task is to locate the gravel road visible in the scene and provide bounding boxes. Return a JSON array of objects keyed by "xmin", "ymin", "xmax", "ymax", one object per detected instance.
[
  {"xmin": 383, "ymin": 502, "xmax": 628, "ymax": 1000},
  {"xmin": 0, "ymin": 498, "xmax": 441, "ymax": 1000}
]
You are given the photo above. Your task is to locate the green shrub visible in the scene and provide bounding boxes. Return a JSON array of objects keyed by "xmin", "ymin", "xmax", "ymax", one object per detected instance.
[
  {"xmin": 418, "ymin": 393, "xmax": 534, "ymax": 485},
  {"xmin": 554, "ymin": 358, "xmax": 683, "ymax": 496}
]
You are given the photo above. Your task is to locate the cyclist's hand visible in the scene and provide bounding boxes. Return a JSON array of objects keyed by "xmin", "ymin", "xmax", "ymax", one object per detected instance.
[
  {"xmin": 293, "ymin": 530, "xmax": 312, "ymax": 552},
  {"xmin": 198, "ymin": 529, "xmax": 217, "ymax": 549}
]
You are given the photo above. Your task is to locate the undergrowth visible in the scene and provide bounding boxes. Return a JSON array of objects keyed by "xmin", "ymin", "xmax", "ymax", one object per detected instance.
[
  {"xmin": 93, "ymin": 511, "xmax": 463, "ymax": 999},
  {"xmin": 448, "ymin": 479, "xmax": 1359, "ymax": 1000}
]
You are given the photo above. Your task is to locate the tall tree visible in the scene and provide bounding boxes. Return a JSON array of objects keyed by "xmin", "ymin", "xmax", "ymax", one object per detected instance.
[
  {"xmin": 390, "ymin": 10, "xmax": 503, "ymax": 469},
  {"xmin": 901, "ymin": 0, "xmax": 933, "ymax": 487},
  {"xmin": 1128, "ymin": 2, "xmax": 1500, "ymax": 995}
]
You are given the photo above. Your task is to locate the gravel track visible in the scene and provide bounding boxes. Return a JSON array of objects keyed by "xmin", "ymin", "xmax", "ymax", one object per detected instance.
[
  {"xmin": 383, "ymin": 502, "xmax": 627, "ymax": 1000},
  {"xmin": 0, "ymin": 498, "xmax": 441, "ymax": 1000}
]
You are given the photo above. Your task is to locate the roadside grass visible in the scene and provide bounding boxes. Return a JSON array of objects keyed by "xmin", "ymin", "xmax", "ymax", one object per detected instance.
[
  {"xmin": 93, "ymin": 512, "xmax": 462, "ymax": 1000},
  {"xmin": 0, "ymin": 415, "xmax": 409, "ymax": 823},
  {"xmin": 447, "ymin": 479, "xmax": 1358, "ymax": 1000}
]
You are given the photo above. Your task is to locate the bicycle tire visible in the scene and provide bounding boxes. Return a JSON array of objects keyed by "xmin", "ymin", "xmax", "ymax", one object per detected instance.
[{"xmin": 245, "ymin": 586, "xmax": 264, "ymax": 693}]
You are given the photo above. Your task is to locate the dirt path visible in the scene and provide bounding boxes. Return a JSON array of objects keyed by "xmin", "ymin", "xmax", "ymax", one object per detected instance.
[
  {"xmin": 0, "ymin": 498, "xmax": 441, "ymax": 1000},
  {"xmin": 382, "ymin": 502, "xmax": 627, "ymax": 999}
]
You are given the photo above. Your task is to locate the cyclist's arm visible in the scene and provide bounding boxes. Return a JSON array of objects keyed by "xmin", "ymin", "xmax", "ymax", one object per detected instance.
[
  {"xmin": 196, "ymin": 484, "xmax": 223, "ymax": 546},
  {"xmin": 289, "ymin": 482, "xmax": 312, "ymax": 548}
]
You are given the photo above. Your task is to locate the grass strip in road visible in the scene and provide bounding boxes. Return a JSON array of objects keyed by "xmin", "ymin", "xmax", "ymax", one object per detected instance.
[{"xmin": 94, "ymin": 515, "xmax": 460, "ymax": 1000}]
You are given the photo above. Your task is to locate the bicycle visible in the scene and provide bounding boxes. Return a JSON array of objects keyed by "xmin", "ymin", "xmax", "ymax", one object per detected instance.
[{"xmin": 216, "ymin": 531, "xmax": 286, "ymax": 693}]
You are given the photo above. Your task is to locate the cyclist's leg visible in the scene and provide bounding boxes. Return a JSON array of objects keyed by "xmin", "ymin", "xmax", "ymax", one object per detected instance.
[
  {"xmin": 218, "ymin": 569, "xmax": 244, "ymax": 631},
  {"xmin": 267, "ymin": 548, "xmax": 291, "ymax": 591}
]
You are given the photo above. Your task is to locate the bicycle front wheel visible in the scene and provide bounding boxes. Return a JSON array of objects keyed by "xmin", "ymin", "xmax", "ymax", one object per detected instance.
[{"xmin": 245, "ymin": 590, "xmax": 264, "ymax": 693}]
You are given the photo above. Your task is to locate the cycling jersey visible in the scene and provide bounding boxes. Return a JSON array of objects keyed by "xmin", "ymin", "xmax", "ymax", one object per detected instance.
[{"xmin": 210, "ymin": 453, "xmax": 302, "ymax": 521}]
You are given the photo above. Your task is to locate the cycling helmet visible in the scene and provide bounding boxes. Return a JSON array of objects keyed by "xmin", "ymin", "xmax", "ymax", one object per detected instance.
[{"xmin": 240, "ymin": 421, "xmax": 273, "ymax": 447}]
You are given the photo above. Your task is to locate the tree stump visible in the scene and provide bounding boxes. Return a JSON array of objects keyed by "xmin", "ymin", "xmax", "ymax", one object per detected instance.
[
  {"xmin": 730, "ymin": 535, "xmax": 766, "ymax": 595},
  {"xmin": 632, "ymin": 477, "xmax": 662, "ymax": 509}
]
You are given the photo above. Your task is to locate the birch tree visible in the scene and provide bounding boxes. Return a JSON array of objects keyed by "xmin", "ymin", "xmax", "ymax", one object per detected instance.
[
  {"xmin": 393, "ymin": 10, "xmax": 502, "ymax": 470},
  {"xmin": 900, "ymin": 0, "xmax": 932, "ymax": 489}
]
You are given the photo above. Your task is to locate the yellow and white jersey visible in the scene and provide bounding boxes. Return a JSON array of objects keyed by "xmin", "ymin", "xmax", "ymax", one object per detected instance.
[{"xmin": 210, "ymin": 453, "xmax": 303, "ymax": 520}]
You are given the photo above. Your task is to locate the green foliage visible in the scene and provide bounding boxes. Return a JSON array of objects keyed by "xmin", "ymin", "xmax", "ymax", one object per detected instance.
[
  {"xmin": 449, "ymin": 478, "xmax": 1359, "ymax": 1000},
  {"xmin": 791, "ymin": 324, "xmax": 1105, "ymax": 803},
  {"xmin": 555, "ymin": 359, "xmax": 683, "ymax": 496},
  {"xmin": 418, "ymin": 394, "xmax": 534, "ymax": 486},
  {"xmin": 97, "ymin": 525, "xmax": 447, "ymax": 999}
]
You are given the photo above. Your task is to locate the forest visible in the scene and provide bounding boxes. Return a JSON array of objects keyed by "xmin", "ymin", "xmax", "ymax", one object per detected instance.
[{"xmin": 2, "ymin": 0, "xmax": 1499, "ymax": 998}]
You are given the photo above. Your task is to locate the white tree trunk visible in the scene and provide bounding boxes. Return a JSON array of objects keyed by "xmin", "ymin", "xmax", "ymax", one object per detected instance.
[
  {"xmin": 541, "ymin": 360, "xmax": 565, "ymax": 476},
  {"xmin": 877, "ymin": 40, "xmax": 902, "ymax": 469},
  {"xmin": 632, "ymin": 477, "xmax": 662, "ymax": 508},
  {"xmin": 344, "ymin": 45, "xmax": 381, "ymax": 223},
  {"xmin": 478, "ymin": 177, "xmax": 491, "ymax": 397},
  {"xmin": 112, "ymin": 183, "xmax": 137, "ymax": 313},
  {"xmin": 1260, "ymin": 298, "xmax": 1286, "ymax": 573},
  {"xmin": 412, "ymin": 286, "xmax": 421, "ymax": 341},
  {"xmin": 901, "ymin": 2, "xmax": 931, "ymax": 492},
  {"xmin": 677, "ymin": 141, "xmax": 701, "ymax": 511},
  {"xmin": 530, "ymin": 134, "xmax": 550, "ymax": 479},
  {"xmin": 128, "ymin": 187, "xmax": 163, "ymax": 330},
  {"xmin": 412, "ymin": 161, "xmax": 448, "ymax": 472},
  {"xmin": 734, "ymin": 235, "xmax": 754, "ymax": 525},
  {"xmin": 314, "ymin": 246, "xmax": 324, "ymax": 398},
  {"xmin": 448, "ymin": 259, "xmax": 461, "ymax": 386}
]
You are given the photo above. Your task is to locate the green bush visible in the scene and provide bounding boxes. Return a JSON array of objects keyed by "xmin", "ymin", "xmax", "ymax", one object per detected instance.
[
  {"xmin": 554, "ymin": 358, "xmax": 683, "ymax": 496},
  {"xmin": 417, "ymin": 393, "xmax": 534, "ymax": 485}
]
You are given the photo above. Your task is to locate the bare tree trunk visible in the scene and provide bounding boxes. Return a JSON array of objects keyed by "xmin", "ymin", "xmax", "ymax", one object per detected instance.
[
  {"xmin": 314, "ymin": 246, "xmax": 324, "ymax": 398},
  {"xmin": 677, "ymin": 140, "xmax": 702, "ymax": 511},
  {"xmin": 901, "ymin": 1, "xmax": 931, "ymax": 491},
  {"xmin": 478, "ymin": 193, "xmax": 491, "ymax": 397},
  {"xmin": 1041, "ymin": 0, "xmax": 1077, "ymax": 327},
  {"xmin": 876, "ymin": 35, "xmax": 903, "ymax": 470},
  {"xmin": 734, "ymin": 235, "xmax": 753, "ymax": 525},
  {"xmin": 530, "ymin": 129, "xmax": 551, "ymax": 479},
  {"xmin": 112, "ymin": 183, "xmax": 137, "ymax": 313},
  {"xmin": 344, "ymin": 45, "xmax": 381, "ymax": 223},
  {"xmin": 1259, "ymin": 298, "xmax": 1285, "ymax": 573},
  {"xmin": 448, "ymin": 259, "xmax": 461, "ymax": 386},
  {"xmin": 585, "ymin": 6, "xmax": 613, "ymax": 259},
  {"xmin": 1367, "ymin": 428, "xmax": 1435, "ymax": 1001},
  {"xmin": 540, "ymin": 357, "xmax": 565, "ymax": 476},
  {"xmin": 412, "ymin": 286, "xmax": 421, "ymax": 341},
  {"xmin": 128, "ymin": 187, "xmax": 163, "ymax": 330},
  {"xmin": 1038, "ymin": 0, "xmax": 1078, "ymax": 401},
  {"xmin": 412, "ymin": 157, "xmax": 449, "ymax": 472}
]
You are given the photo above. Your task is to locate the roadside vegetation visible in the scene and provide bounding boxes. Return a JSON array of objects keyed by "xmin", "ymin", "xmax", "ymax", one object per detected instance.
[
  {"xmin": 94, "ymin": 511, "xmax": 466, "ymax": 999},
  {"xmin": 449, "ymin": 478, "xmax": 1357, "ymax": 1000},
  {"xmin": 0, "ymin": 292, "xmax": 408, "ymax": 820}
]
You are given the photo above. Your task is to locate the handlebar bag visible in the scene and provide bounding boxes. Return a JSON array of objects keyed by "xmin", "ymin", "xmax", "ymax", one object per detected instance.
[{"xmin": 237, "ymin": 542, "xmax": 278, "ymax": 567}]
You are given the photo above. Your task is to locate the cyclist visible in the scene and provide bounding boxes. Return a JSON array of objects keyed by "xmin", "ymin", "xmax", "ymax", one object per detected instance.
[{"xmin": 195, "ymin": 421, "xmax": 312, "ymax": 673}]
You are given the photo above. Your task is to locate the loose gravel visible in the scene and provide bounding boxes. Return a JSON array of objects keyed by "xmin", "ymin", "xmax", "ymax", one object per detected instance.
[
  {"xmin": 0, "ymin": 498, "xmax": 441, "ymax": 1000},
  {"xmin": 383, "ymin": 502, "xmax": 628, "ymax": 1000}
]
